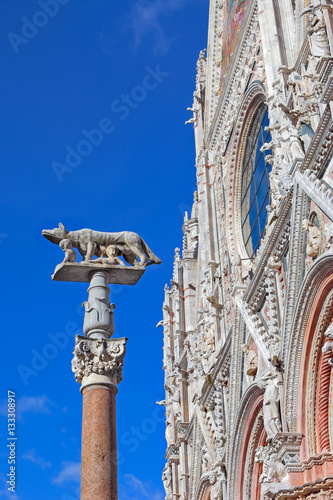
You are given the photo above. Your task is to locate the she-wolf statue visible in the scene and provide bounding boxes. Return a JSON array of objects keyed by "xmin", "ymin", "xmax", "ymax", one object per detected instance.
[{"xmin": 42, "ymin": 223, "xmax": 161, "ymax": 267}]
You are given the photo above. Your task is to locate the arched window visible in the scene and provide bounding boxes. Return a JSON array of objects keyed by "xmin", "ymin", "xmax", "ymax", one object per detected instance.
[{"xmin": 241, "ymin": 103, "xmax": 272, "ymax": 258}]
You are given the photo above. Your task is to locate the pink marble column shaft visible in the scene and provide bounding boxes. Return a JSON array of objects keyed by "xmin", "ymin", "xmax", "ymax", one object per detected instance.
[{"xmin": 81, "ymin": 386, "xmax": 118, "ymax": 500}]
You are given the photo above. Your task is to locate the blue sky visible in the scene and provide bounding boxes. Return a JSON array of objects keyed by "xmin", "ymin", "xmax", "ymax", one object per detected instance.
[{"xmin": 0, "ymin": 1, "xmax": 209, "ymax": 499}]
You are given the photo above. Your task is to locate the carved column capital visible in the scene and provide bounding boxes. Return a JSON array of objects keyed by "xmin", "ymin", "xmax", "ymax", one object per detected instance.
[{"xmin": 72, "ymin": 335, "xmax": 127, "ymax": 392}]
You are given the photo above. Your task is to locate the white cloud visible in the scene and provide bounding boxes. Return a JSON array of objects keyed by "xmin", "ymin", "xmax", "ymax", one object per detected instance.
[
  {"xmin": 0, "ymin": 395, "xmax": 55, "ymax": 421},
  {"xmin": 127, "ymin": 0, "xmax": 189, "ymax": 54},
  {"xmin": 53, "ymin": 462, "xmax": 81, "ymax": 485},
  {"xmin": 21, "ymin": 449, "xmax": 51, "ymax": 470},
  {"xmin": 0, "ymin": 488, "xmax": 19, "ymax": 500},
  {"xmin": 119, "ymin": 474, "xmax": 164, "ymax": 500},
  {"xmin": 18, "ymin": 395, "xmax": 54, "ymax": 415},
  {"xmin": 0, "ymin": 474, "xmax": 19, "ymax": 499}
]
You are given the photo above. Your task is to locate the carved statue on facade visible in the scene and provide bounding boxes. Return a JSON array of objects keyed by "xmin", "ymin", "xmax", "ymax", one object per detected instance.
[
  {"xmin": 255, "ymin": 445, "xmax": 287, "ymax": 483},
  {"xmin": 202, "ymin": 348, "xmax": 212, "ymax": 374},
  {"xmin": 266, "ymin": 198, "xmax": 279, "ymax": 237},
  {"xmin": 325, "ymin": 221, "xmax": 333, "ymax": 251},
  {"xmin": 165, "ymin": 407, "xmax": 174, "ymax": 444},
  {"xmin": 201, "ymin": 445, "xmax": 210, "ymax": 474},
  {"xmin": 230, "ymin": 251, "xmax": 243, "ymax": 285},
  {"xmin": 166, "ymin": 379, "xmax": 182, "ymax": 420},
  {"xmin": 323, "ymin": 323, "xmax": 333, "ymax": 366},
  {"xmin": 288, "ymin": 125, "xmax": 305, "ymax": 161},
  {"xmin": 42, "ymin": 222, "xmax": 161, "ymax": 267},
  {"xmin": 162, "ymin": 462, "xmax": 173, "ymax": 498},
  {"xmin": 207, "ymin": 270, "xmax": 223, "ymax": 310},
  {"xmin": 208, "ymin": 469, "xmax": 223, "ymax": 500},
  {"xmin": 241, "ymin": 344, "xmax": 258, "ymax": 377},
  {"xmin": 204, "ymin": 323, "xmax": 216, "ymax": 352},
  {"xmin": 267, "ymin": 255, "xmax": 281, "ymax": 271},
  {"xmin": 171, "ymin": 387, "xmax": 182, "ymax": 420},
  {"xmin": 301, "ymin": 3, "xmax": 331, "ymax": 58},
  {"xmin": 302, "ymin": 219, "xmax": 322, "ymax": 258},
  {"xmin": 259, "ymin": 371, "xmax": 283, "ymax": 442},
  {"xmin": 269, "ymin": 172, "xmax": 283, "ymax": 208}
]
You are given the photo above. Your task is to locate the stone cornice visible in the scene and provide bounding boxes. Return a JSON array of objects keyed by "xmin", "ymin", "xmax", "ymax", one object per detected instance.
[{"xmin": 275, "ymin": 476, "xmax": 333, "ymax": 498}]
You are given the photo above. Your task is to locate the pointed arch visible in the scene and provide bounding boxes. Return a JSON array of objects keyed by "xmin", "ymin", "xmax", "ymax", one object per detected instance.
[
  {"xmin": 194, "ymin": 475, "xmax": 212, "ymax": 500},
  {"xmin": 285, "ymin": 251, "xmax": 333, "ymax": 433},
  {"xmin": 284, "ymin": 252, "xmax": 333, "ymax": 487},
  {"xmin": 228, "ymin": 384, "xmax": 265, "ymax": 500}
]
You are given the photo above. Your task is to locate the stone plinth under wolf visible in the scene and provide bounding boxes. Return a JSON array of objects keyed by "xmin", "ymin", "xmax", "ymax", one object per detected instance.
[{"xmin": 43, "ymin": 223, "xmax": 161, "ymax": 500}]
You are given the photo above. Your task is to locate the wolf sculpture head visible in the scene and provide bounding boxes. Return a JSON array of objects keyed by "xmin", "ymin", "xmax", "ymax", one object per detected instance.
[{"xmin": 42, "ymin": 222, "xmax": 67, "ymax": 244}]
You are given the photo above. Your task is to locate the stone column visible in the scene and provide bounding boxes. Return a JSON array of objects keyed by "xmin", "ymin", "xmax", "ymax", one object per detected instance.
[
  {"xmin": 73, "ymin": 335, "xmax": 127, "ymax": 500},
  {"xmin": 46, "ymin": 259, "xmax": 146, "ymax": 500},
  {"xmin": 168, "ymin": 456, "xmax": 179, "ymax": 500},
  {"xmin": 70, "ymin": 269, "xmax": 127, "ymax": 500},
  {"xmin": 81, "ymin": 387, "xmax": 117, "ymax": 499}
]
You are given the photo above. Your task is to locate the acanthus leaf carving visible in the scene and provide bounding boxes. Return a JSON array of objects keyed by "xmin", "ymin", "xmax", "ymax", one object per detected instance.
[{"xmin": 71, "ymin": 335, "xmax": 127, "ymax": 385}]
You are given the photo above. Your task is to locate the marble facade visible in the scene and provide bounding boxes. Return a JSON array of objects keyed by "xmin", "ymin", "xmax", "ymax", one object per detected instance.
[{"xmin": 161, "ymin": 1, "xmax": 333, "ymax": 498}]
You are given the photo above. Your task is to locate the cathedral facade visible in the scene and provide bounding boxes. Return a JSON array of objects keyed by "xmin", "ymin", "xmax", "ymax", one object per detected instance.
[{"xmin": 160, "ymin": 1, "xmax": 333, "ymax": 499}]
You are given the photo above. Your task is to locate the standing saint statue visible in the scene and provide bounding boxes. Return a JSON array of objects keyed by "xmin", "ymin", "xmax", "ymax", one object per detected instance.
[
  {"xmin": 302, "ymin": 3, "xmax": 331, "ymax": 58},
  {"xmin": 162, "ymin": 462, "xmax": 173, "ymax": 498},
  {"xmin": 303, "ymin": 218, "xmax": 322, "ymax": 258},
  {"xmin": 259, "ymin": 371, "xmax": 282, "ymax": 442}
]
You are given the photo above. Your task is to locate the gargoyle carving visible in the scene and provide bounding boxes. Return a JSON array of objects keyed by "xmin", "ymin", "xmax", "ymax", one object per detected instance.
[{"xmin": 42, "ymin": 222, "xmax": 161, "ymax": 267}]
